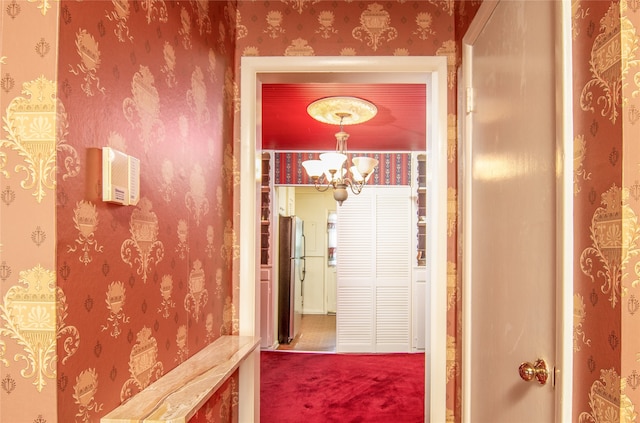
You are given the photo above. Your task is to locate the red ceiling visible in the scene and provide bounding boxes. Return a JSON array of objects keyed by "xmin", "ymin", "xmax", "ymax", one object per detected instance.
[{"xmin": 260, "ymin": 83, "xmax": 427, "ymax": 152}]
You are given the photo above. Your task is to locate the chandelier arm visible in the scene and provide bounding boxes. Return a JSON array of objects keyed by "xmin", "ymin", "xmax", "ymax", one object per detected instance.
[
  {"xmin": 344, "ymin": 178, "xmax": 365, "ymax": 195},
  {"xmin": 313, "ymin": 179, "xmax": 333, "ymax": 193}
]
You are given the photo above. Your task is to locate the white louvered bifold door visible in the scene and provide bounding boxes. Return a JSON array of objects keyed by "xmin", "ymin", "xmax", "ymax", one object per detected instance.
[
  {"xmin": 336, "ymin": 187, "xmax": 411, "ymax": 353},
  {"xmin": 375, "ymin": 191, "xmax": 411, "ymax": 352},
  {"xmin": 336, "ymin": 189, "xmax": 375, "ymax": 352}
]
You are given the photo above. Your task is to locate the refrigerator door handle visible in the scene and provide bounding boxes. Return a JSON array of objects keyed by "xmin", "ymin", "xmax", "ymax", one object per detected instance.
[{"xmin": 300, "ymin": 234, "xmax": 306, "ymax": 282}]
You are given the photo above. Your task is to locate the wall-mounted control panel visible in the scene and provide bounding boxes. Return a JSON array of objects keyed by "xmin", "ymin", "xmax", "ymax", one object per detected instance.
[{"xmin": 102, "ymin": 147, "xmax": 140, "ymax": 206}]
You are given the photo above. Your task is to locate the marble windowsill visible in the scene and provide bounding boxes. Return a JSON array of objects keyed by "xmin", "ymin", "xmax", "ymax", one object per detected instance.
[{"xmin": 101, "ymin": 335, "xmax": 260, "ymax": 423}]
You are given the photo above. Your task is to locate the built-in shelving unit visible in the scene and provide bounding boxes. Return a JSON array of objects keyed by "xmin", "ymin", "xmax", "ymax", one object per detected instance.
[
  {"xmin": 260, "ymin": 151, "xmax": 275, "ymax": 349},
  {"xmin": 260, "ymin": 152, "xmax": 272, "ymax": 265},
  {"xmin": 416, "ymin": 153, "xmax": 426, "ymax": 267}
]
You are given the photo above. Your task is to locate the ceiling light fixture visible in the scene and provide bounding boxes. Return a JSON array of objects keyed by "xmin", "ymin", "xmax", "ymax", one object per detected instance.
[{"xmin": 302, "ymin": 96, "xmax": 379, "ymax": 206}]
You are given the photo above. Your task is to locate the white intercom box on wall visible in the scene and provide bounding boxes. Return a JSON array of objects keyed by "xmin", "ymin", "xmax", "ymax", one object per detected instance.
[{"xmin": 102, "ymin": 147, "xmax": 140, "ymax": 206}]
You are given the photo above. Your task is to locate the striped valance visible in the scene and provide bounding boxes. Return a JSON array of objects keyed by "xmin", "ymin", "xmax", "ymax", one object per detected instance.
[{"xmin": 274, "ymin": 152, "xmax": 411, "ymax": 186}]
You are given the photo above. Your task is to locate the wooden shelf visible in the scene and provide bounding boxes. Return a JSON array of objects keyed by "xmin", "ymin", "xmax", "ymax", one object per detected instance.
[{"xmin": 261, "ymin": 152, "xmax": 272, "ymax": 266}]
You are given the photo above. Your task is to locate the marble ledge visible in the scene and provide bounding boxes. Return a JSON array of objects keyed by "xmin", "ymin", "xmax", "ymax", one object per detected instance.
[{"xmin": 101, "ymin": 335, "xmax": 260, "ymax": 423}]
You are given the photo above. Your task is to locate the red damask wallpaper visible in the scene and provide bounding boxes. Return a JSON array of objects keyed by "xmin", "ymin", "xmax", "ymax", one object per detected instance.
[
  {"xmin": 53, "ymin": 1, "xmax": 238, "ymax": 421},
  {"xmin": 6, "ymin": 0, "xmax": 639, "ymax": 422},
  {"xmin": 52, "ymin": 1, "xmax": 238, "ymax": 422},
  {"xmin": 571, "ymin": 1, "xmax": 640, "ymax": 420}
]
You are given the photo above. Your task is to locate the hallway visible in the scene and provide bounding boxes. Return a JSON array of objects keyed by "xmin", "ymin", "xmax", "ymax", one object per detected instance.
[{"xmin": 277, "ymin": 314, "xmax": 336, "ymax": 352}]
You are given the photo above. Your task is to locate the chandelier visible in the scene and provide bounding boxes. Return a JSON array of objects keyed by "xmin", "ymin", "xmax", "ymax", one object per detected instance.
[{"xmin": 302, "ymin": 96, "xmax": 379, "ymax": 205}]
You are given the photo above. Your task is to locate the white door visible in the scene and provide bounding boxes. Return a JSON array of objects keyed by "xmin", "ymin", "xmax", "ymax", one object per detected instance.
[
  {"xmin": 462, "ymin": 1, "xmax": 568, "ymax": 421},
  {"xmin": 336, "ymin": 186, "xmax": 412, "ymax": 353}
]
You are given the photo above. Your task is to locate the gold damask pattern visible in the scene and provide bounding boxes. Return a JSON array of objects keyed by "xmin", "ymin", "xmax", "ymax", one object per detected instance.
[
  {"xmin": 184, "ymin": 260, "xmax": 208, "ymax": 322},
  {"xmin": 220, "ymin": 296, "xmax": 238, "ymax": 336},
  {"xmin": 204, "ymin": 226, "xmax": 215, "ymax": 258},
  {"xmin": 67, "ymin": 200, "xmax": 104, "ymax": 265},
  {"xmin": 572, "ymin": 0, "xmax": 588, "ymax": 40},
  {"xmin": 186, "ymin": 164, "xmax": 210, "ymax": 226},
  {"xmin": 205, "ymin": 313, "xmax": 215, "ymax": 344},
  {"xmin": 579, "ymin": 3, "xmax": 638, "ymax": 124},
  {"xmin": 437, "ymin": 40, "xmax": 457, "ymax": 90},
  {"xmin": 0, "ymin": 265, "xmax": 79, "ymax": 392},
  {"xmin": 574, "ymin": 134, "xmax": 591, "ymax": 196},
  {"xmin": 120, "ymin": 326, "xmax": 164, "ymax": 401},
  {"xmin": 73, "ymin": 368, "xmax": 103, "ymax": 422},
  {"xmin": 160, "ymin": 159, "xmax": 176, "ymax": 202},
  {"xmin": 284, "ymin": 38, "xmax": 315, "ymax": 56},
  {"xmin": 216, "ymin": 185, "xmax": 224, "ymax": 216},
  {"xmin": 215, "ymin": 268, "xmax": 223, "ymax": 299},
  {"xmin": 352, "ymin": 3, "xmax": 398, "ymax": 51},
  {"xmin": 283, "ymin": 0, "xmax": 319, "ymax": 14},
  {"xmin": 1, "ymin": 76, "xmax": 80, "ymax": 202},
  {"xmin": 446, "ymin": 409, "xmax": 455, "ymax": 423},
  {"xmin": 161, "ymin": 42, "xmax": 177, "ymax": 88},
  {"xmin": 175, "ymin": 325, "xmax": 188, "ymax": 363},
  {"xmin": 187, "ymin": 67, "xmax": 210, "ymax": 124},
  {"xmin": 176, "ymin": 219, "xmax": 189, "ymax": 259},
  {"xmin": 141, "ymin": 0, "xmax": 168, "ymax": 24},
  {"xmin": 574, "ymin": 293, "xmax": 592, "ymax": 352},
  {"xmin": 621, "ymin": 1, "xmax": 640, "ymax": 100},
  {"xmin": 447, "ymin": 113, "xmax": 456, "ymax": 163},
  {"xmin": 235, "ymin": 8, "xmax": 248, "ymax": 40},
  {"xmin": 217, "ymin": 20, "xmax": 227, "ymax": 55},
  {"xmin": 414, "ymin": 12, "xmax": 435, "ymax": 40},
  {"xmin": 105, "ymin": 0, "xmax": 133, "ymax": 43},
  {"xmin": 121, "ymin": 197, "xmax": 165, "ymax": 283},
  {"xmin": 580, "ymin": 185, "xmax": 640, "ymax": 308},
  {"xmin": 316, "ymin": 10, "xmax": 338, "ymax": 39},
  {"xmin": 223, "ymin": 144, "xmax": 240, "ymax": 192},
  {"xmin": 100, "ymin": 281, "xmax": 130, "ymax": 338},
  {"xmin": 447, "ymin": 187, "xmax": 457, "ymax": 237},
  {"xmin": 265, "ymin": 11, "xmax": 285, "ymax": 39},
  {"xmin": 123, "ymin": 66, "xmax": 165, "ymax": 152},
  {"xmin": 446, "ymin": 334, "xmax": 457, "ymax": 384},
  {"xmin": 178, "ymin": 6, "xmax": 193, "ymax": 49},
  {"xmin": 68, "ymin": 29, "xmax": 105, "ymax": 96},
  {"xmin": 158, "ymin": 274, "xmax": 176, "ymax": 319},
  {"xmin": 220, "ymin": 220, "xmax": 239, "ymax": 264},
  {"xmin": 447, "ymin": 261, "xmax": 457, "ymax": 311},
  {"xmin": 28, "ymin": 0, "xmax": 51, "ymax": 16},
  {"xmin": 578, "ymin": 368, "xmax": 637, "ymax": 422},
  {"xmin": 193, "ymin": 0, "xmax": 212, "ymax": 36}
]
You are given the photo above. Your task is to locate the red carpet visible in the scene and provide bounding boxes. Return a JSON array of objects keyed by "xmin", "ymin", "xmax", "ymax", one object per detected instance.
[{"xmin": 260, "ymin": 351, "xmax": 425, "ymax": 423}]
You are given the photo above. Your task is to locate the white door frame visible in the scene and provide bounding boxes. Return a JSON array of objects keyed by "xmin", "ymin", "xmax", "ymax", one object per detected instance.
[
  {"xmin": 460, "ymin": 1, "xmax": 574, "ymax": 422},
  {"xmin": 239, "ymin": 56, "xmax": 448, "ymax": 422}
]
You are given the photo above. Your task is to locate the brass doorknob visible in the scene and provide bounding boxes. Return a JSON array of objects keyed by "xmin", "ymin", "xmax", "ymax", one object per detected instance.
[{"xmin": 518, "ymin": 358, "xmax": 549, "ymax": 385}]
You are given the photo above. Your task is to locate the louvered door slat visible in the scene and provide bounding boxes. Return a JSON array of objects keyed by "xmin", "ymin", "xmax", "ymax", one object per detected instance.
[{"xmin": 376, "ymin": 286, "xmax": 410, "ymax": 352}]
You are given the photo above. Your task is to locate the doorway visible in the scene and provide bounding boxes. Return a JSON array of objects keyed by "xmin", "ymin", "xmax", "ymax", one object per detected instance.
[
  {"xmin": 239, "ymin": 56, "xmax": 448, "ymax": 422},
  {"xmin": 276, "ymin": 186, "xmax": 337, "ymax": 353}
]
